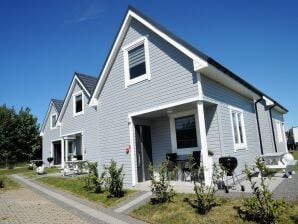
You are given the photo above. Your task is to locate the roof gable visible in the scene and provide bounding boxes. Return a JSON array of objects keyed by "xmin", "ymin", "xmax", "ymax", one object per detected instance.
[
  {"xmin": 57, "ymin": 72, "xmax": 97, "ymax": 122},
  {"xmin": 89, "ymin": 6, "xmax": 287, "ymax": 113},
  {"xmin": 40, "ymin": 99, "xmax": 62, "ymax": 135}
]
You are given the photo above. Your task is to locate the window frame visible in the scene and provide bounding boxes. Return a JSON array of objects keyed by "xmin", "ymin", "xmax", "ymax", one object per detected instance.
[
  {"xmin": 276, "ymin": 120, "xmax": 283, "ymax": 143},
  {"xmin": 169, "ymin": 110, "xmax": 200, "ymax": 155},
  {"xmin": 229, "ymin": 106, "xmax": 247, "ymax": 151},
  {"xmin": 73, "ymin": 91, "xmax": 84, "ymax": 117},
  {"xmin": 50, "ymin": 113, "xmax": 57, "ymax": 130},
  {"xmin": 122, "ymin": 36, "xmax": 151, "ymax": 88}
]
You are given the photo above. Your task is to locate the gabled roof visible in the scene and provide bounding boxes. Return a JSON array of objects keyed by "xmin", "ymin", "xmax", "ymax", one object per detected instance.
[
  {"xmin": 51, "ymin": 99, "xmax": 63, "ymax": 113},
  {"xmin": 40, "ymin": 99, "xmax": 63, "ymax": 135},
  {"xmin": 76, "ymin": 72, "xmax": 98, "ymax": 95},
  {"xmin": 56, "ymin": 72, "xmax": 97, "ymax": 122},
  {"xmin": 89, "ymin": 6, "xmax": 288, "ymax": 113}
]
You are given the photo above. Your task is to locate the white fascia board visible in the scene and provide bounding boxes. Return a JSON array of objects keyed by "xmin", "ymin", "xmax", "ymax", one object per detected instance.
[
  {"xmin": 89, "ymin": 9, "xmax": 208, "ymax": 106},
  {"xmin": 57, "ymin": 75, "xmax": 90, "ymax": 122}
]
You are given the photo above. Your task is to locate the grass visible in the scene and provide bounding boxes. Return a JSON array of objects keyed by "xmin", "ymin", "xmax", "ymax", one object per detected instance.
[
  {"xmin": 0, "ymin": 161, "xmax": 28, "ymax": 169},
  {"xmin": 22, "ymin": 167, "xmax": 60, "ymax": 178},
  {"xmin": 289, "ymin": 150, "xmax": 298, "ymax": 171},
  {"xmin": 0, "ymin": 166, "xmax": 60, "ymax": 191},
  {"xmin": 37, "ymin": 176, "xmax": 136, "ymax": 207},
  {"xmin": 130, "ymin": 193, "xmax": 298, "ymax": 224}
]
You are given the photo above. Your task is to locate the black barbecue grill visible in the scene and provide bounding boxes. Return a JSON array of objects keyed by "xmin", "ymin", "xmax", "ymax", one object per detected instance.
[{"xmin": 219, "ymin": 156, "xmax": 245, "ymax": 193}]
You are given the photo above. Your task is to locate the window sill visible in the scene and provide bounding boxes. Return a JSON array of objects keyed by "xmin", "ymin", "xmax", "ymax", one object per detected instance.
[
  {"xmin": 125, "ymin": 73, "xmax": 150, "ymax": 88},
  {"xmin": 73, "ymin": 112, "xmax": 84, "ymax": 117},
  {"xmin": 234, "ymin": 145, "xmax": 247, "ymax": 152},
  {"xmin": 50, "ymin": 127, "xmax": 57, "ymax": 130}
]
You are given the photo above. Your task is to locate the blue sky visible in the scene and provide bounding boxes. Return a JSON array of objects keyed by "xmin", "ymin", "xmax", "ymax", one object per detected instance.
[{"xmin": 0, "ymin": 0, "xmax": 297, "ymax": 128}]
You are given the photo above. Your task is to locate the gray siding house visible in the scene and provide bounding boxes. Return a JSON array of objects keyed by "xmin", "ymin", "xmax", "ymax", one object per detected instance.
[{"xmin": 41, "ymin": 7, "xmax": 288, "ymax": 186}]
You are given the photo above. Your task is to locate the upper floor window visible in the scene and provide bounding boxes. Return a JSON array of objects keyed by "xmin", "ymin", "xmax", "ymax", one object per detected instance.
[
  {"xmin": 230, "ymin": 106, "xmax": 247, "ymax": 151},
  {"xmin": 50, "ymin": 114, "xmax": 57, "ymax": 129},
  {"xmin": 73, "ymin": 91, "xmax": 84, "ymax": 116},
  {"xmin": 123, "ymin": 36, "xmax": 151, "ymax": 87}
]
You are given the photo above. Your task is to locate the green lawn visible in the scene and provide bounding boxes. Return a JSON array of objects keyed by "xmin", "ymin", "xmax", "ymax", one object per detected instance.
[
  {"xmin": 37, "ymin": 176, "xmax": 136, "ymax": 207},
  {"xmin": 130, "ymin": 194, "xmax": 298, "ymax": 224},
  {"xmin": 0, "ymin": 166, "xmax": 60, "ymax": 191},
  {"xmin": 289, "ymin": 150, "xmax": 298, "ymax": 171}
]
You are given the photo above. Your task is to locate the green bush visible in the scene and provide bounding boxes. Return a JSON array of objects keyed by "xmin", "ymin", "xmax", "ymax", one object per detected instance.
[
  {"xmin": 0, "ymin": 178, "xmax": 5, "ymax": 188},
  {"xmin": 239, "ymin": 157, "xmax": 287, "ymax": 224},
  {"xmin": 190, "ymin": 158, "xmax": 223, "ymax": 214},
  {"xmin": 81, "ymin": 162, "xmax": 105, "ymax": 193},
  {"xmin": 149, "ymin": 159, "xmax": 176, "ymax": 203},
  {"xmin": 104, "ymin": 160, "xmax": 125, "ymax": 198}
]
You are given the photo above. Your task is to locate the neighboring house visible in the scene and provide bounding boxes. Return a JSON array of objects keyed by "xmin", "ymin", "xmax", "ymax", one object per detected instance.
[
  {"xmin": 40, "ymin": 72, "xmax": 98, "ymax": 168},
  {"xmin": 41, "ymin": 7, "xmax": 288, "ymax": 186}
]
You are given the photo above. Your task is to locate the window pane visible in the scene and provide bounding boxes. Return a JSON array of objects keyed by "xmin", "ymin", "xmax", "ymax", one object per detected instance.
[
  {"xmin": 128, "ymin": 44, "xmax": 146, "ymax": 79},
  {"xmin": 51, "ymin": 115, "xmax": 56, "ymax": 128},
  {"xmin": 75, "ymin": 95, "xmax": 82, "ymax": 113},
  {"xmin": 237, "ymin": 113, "xmax": 244, "ymax": 143},
  {"xmin": 232, "ymin": 112, "xmax": 239, "ymax": 144},
  {"xmin": 175, "ymin": 115, "xmax": 198, "ymax": 149}
]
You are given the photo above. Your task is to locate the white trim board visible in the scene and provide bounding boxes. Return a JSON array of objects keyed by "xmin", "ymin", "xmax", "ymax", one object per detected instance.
[{"xmin": 128, "ymin": 96, "xmax": 201, "ymax": 118}]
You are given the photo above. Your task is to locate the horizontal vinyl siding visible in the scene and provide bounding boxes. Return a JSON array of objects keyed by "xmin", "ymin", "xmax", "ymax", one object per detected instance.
[
  {"xmin": 61, "ymin": 82, "xmax": 99, "ymax": 163},
  {"xmin": 202, "ymin": 75, "xmax": 261, "ymax": 175},
  {"xmin": 96, "ymin": 18, "xmax": 199, "ymax": 185},
  {"xmin": 42, "ymin": 106, "xmax": 61, "ymax": 164},
  {"xmin": 151, "ymin": 116, "xmax": 172, "ymax": 169},
  {"xmin": 204, "ymin": 105, "xmax": 222, "ymax": 163}
]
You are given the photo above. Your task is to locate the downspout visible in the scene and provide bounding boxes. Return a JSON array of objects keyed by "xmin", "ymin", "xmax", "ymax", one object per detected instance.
[
  {"xmin": 269, "ymin": 104, "xmax": 278, "ymax": 153},
  {"xmin": 254, "ymin": 98, "xmax": 264, "ymax": 155}
]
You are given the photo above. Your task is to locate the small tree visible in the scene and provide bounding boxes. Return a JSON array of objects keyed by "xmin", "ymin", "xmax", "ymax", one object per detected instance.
[
  {"xmin": 238, "ymin": 157, "xmax": 287, "ymax": 224},
  {"xmin": 189, "ymin": 157, "xmax": 223, "ymax": 214},
  {"xmin": 81, "ymin": 162, "xmax": 105, "ymax": 193},
  {"xmin": 104, "ymin": 160, "xmax": 125, "ymax": 198},
  {"xmin": 149, "ymin": 159, "xmax": 176, "ymax": 203}
]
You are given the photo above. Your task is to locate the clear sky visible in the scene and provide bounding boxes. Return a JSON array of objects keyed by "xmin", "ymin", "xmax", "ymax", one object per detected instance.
[{"xmin": 0, "ymin": 0, "xmax": 297, "ymax": 129}]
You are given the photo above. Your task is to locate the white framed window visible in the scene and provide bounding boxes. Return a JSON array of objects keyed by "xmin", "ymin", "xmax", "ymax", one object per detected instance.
[
  {"xmin": 169, "ymin": 110, "xmax": 200, "ymax": 155},
  {"xmin": 229, "ymin": 106, "xmax": 247, "ymax": 151},
  {"xmin": 122, "ymin": 36, "xmax": 151, "ymax": 88},
  {"xmin": 50, "ymin": 113, "xmax": 57, "ymax": 129},
  {"xmin": 73, "ymin": 91, "xmax": 84, "ymax": 117},
  {"xmin": 276, "ymin": 121, "xmax": 284, "ymax": 143}
]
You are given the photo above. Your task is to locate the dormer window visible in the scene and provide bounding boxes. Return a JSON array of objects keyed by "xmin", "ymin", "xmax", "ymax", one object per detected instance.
[
  {"xmin": 123, "ymin": 36, "xmax": 151, "ymax": 87},
  {"xmin": 73, "ymin": 91, "xmax": 84, "ymax": 116},
  {"xmin": 50, "ymin": 114, "xmax": 57, "ymax": 129}
]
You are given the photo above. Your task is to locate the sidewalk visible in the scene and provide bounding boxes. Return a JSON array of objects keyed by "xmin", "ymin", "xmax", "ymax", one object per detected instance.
[{"xmin": 11, "ymin": 174, "xmax": 145, "ymax": 224}]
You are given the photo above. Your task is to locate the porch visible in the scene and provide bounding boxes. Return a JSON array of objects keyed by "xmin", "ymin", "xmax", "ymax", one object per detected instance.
[
  {"xmin": 50, "ymin": 132, "xmax": 84, "ymax": 168},
  {"xmin": 128, "ymin": 99, "xmax": 217, "ymax": 186}
]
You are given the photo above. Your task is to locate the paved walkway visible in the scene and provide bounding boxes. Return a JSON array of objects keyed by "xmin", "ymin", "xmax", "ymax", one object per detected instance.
[
  {"xmin": 272, "ymin": 172, "xmax": 298, "ymax": 202},
  {"xmin": 0, "ymin": 188, "xmax": 89, "ymax": 224},
  {"xmin": 10, "ymin": 175, "xmax": 145, "ymax": 224}
]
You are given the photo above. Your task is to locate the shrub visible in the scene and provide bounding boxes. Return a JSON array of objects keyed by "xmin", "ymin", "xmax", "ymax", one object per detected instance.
[
  {"xmin": 190, "ymin": 158, "xmax": 223, "ymax": 214},
  {"xmin": 238, "ymin": 157, "xmax": 287, "ymax": 224},
  {"xmin": 0, "ymin": 178, "xmax": 5, "ymax": 188},
  {"xmin": 28, "ymin": 165, "xmax": 34, "ymax": 170},
  {"xmin": 149, "ymin": 159, "xmax": 176, "ymax": 203},
  {"xmin": 104, "ymin": 160, "xmax": 125, "ymax": 198},
  {"xmin": 81, "ymin": 162, "xmax": 105, "ymax": 193}
]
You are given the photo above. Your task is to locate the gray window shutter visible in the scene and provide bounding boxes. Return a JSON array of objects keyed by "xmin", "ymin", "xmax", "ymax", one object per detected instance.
[{"xmin": 128, "ymin": 44, "xmax": 145, "ymax": 69}]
